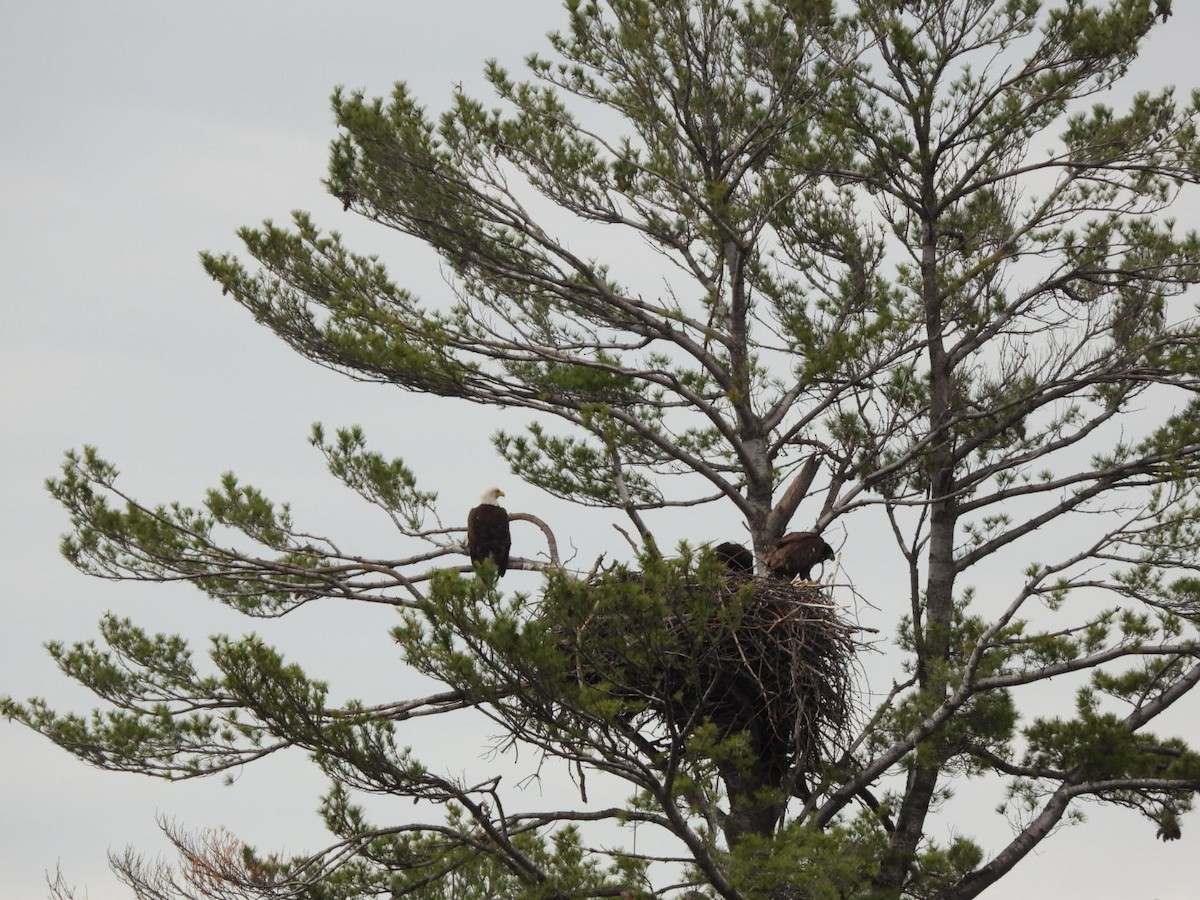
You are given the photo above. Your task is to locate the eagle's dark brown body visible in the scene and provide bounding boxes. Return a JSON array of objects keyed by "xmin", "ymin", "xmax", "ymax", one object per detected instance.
[
  {"xmin": 764, "ymin": 531, "xmax": 834, "ymax": 582},
  {"xmin": 712, "ymin": 541, "xmax": 754, "ymax": 574},
  {"xmin": 467, "ymin": 488, "xmax": 511, "ymax": 577}
]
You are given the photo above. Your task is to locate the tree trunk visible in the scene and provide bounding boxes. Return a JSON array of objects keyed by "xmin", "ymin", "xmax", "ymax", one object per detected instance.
[{"xmin": 874, "ymin": 215, "xmax": 960, "ymax": 893}]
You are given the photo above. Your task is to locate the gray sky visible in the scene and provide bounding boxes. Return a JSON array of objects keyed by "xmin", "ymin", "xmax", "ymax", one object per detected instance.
[{"xmin": 2, "ymin": 3, "xmax": 1199, "ymax": 899}]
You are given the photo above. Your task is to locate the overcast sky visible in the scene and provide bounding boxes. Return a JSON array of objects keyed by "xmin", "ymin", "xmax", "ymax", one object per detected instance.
[{"xmin": 3, "ymin": 3, "xmax": 1199, "ymax": 899}]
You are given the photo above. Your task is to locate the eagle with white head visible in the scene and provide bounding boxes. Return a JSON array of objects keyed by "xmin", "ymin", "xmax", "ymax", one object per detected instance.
[{"xmin": 467, "ymin": 487, "xmax": 511, "ymax": 578}]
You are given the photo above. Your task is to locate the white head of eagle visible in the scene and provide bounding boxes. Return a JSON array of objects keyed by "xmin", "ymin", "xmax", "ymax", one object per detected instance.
[{"xmin": 467, "ymin": 487, "xmax": 511, "ymax": 577}]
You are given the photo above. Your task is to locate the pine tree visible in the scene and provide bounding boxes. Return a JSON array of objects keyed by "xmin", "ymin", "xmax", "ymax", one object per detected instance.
[{"xmin": 10, "ymin": 2, "xmax": 1200, "ymax": 897}]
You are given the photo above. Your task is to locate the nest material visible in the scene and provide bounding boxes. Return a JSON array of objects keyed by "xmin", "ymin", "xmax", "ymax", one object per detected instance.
[{"xmin": 554, "ymin": 571, "xmax": 859, "ymax": 775}]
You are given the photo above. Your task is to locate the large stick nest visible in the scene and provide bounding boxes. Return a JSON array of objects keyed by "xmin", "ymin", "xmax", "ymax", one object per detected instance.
[{"xmin": 546, "ymin": 567, "xmax": 860, "ymax": 774}]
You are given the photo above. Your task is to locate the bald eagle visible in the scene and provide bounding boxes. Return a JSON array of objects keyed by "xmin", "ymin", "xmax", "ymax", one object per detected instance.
[
  {"xmin": 712, "ymin": 541, "xmax": 754, "ymax": 574},
  {"xmin": 467, "ymin": 487, "xmax": 511, "ymax": 578},
  {"xmin": 765, "ymin": 532, "xmax": 834, "ymax": 583}
]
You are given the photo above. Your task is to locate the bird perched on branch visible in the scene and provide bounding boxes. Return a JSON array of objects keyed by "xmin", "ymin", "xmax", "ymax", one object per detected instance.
[
  {"xmin": 467, "ymin": 487, "xmax": 511, "ymax": 578},
  {"xmin": 765, "ymin": 532, "xmax": 834, "ymax": 583}
]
